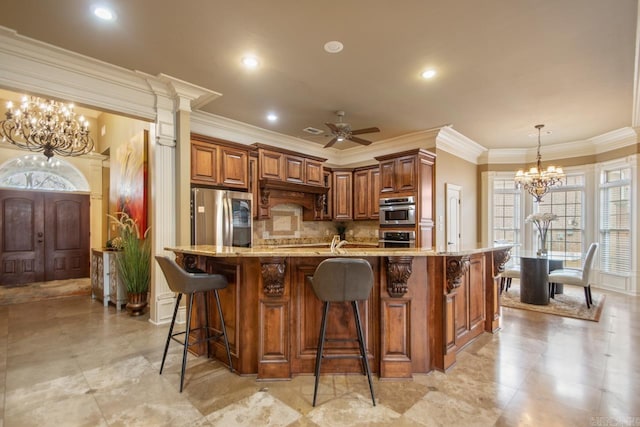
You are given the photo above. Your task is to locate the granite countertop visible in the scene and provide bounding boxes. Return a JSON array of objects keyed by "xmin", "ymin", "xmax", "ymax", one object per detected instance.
[{"xmin": 164, "ymin": 244, "xmax": 513, "ymax": 258}]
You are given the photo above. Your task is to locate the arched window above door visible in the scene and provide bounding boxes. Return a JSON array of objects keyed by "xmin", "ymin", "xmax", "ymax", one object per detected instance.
[{"xmin": 0, "ymin": 154, "xmax": 90, "ymax": 191}]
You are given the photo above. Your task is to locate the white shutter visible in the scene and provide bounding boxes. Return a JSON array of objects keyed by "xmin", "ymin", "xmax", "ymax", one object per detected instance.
[{"xmin": 599, "ymin": 168, "xmax": 632, "ymax": 275}]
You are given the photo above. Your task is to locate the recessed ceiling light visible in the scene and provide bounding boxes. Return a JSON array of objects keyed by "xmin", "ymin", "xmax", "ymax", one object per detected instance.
[
  {"xmin": 421, "ymin": 69, "xmax": 437, "ymax": 79},
  {"xmin": 266, "ymin": 113, "xmax": 278, "ymax": 122},
  {"xmin": 93, "ymin": 5, "xmax": 116, "ymax": 21},
  {"xmin": 242, "ymin": 56, "xmax": 259, "ymax": 69},
  {"xmin": 324, "ymin": 41, "xmax": 344, "ymax": 54}
]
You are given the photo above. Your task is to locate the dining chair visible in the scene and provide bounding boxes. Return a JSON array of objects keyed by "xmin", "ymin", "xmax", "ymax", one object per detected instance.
[
  {"xmin": 547, "ymin": 243, "xmax": 599, "ymax": 308},
  {"xmin": 499, "ymin": 265, "xmax": 520, "ymax": 294}
]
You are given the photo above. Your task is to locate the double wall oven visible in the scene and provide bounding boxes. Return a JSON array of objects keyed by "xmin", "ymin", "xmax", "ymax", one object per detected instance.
[{"xmin": 378, "ymin": 196, "xmax": 416, "ymax": 248}]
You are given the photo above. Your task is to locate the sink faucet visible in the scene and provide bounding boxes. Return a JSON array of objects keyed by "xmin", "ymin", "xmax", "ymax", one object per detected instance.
[{"xmin": 330, "ymin": 235, "xmax": 348, "ymax": 252}]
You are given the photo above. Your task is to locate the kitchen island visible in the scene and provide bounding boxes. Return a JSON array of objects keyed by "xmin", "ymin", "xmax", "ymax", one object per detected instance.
[{"xmin": 165, "ymin": 244, "xmax": 512, "ymax": 380}]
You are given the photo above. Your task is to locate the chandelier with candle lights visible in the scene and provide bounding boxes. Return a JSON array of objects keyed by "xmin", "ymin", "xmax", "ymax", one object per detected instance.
[
  {"xmin": 0, "ymin": 95, "xmax": 94, "ymax": 159},
  {"xmin": 515, "ymin": 124, "xmax": 565, "ymax": 203}
]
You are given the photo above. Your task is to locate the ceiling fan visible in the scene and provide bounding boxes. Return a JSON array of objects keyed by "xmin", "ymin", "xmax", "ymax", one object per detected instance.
[{"xmin": 323, "ymin": 111, "xmax": 380, "ymax": 148}]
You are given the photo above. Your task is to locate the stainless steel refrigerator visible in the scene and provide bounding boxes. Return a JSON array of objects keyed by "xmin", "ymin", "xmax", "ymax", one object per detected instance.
[{"xmin": 191, "ymin": 187, "xmax": 252, "ymax": 247}]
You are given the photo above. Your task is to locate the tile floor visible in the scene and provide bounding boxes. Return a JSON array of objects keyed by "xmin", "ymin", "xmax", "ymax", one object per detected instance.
[{"xmin": 0, "ymin": 285, "xmax": 638, "ymax": 427}]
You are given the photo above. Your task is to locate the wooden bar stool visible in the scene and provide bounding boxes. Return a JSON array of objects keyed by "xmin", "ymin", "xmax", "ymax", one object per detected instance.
[
  {"xmin": 308, "ymin": 258, "xmax": 376, "ymax": 406},
  {"xmin": 155, "ymin": 256, "xmax": 233, "ymax": 392}
]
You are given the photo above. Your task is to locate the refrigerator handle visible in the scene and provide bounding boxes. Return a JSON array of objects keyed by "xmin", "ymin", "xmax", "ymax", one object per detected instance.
[{"xmin": 223, "ymin": 193, "xmax": 232, "ymax": 246}]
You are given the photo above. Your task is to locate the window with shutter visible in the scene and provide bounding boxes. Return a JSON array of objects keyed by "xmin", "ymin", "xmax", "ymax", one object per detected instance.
[
  {"xmin": 599, "ymin": 167, "xmax": 631, "ymax": 275},
  {"xmin": 492, "ymin": 178, "xmax": 521, "ymax": 259}
]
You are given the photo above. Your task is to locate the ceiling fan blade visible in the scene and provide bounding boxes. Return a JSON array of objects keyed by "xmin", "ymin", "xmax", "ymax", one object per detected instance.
[
  {"xmin": 349, "ymin": 136, "xmax": 373, "ymax": 145},
  {"xmin": 324, "ymin": 137, "xmax": 339, "ymax": 148},
  {"xmin": 350, "ymin": 127, "xmax": 380, "ymax": 135},
  {"xmin": 325, "ymin": 122, "xmax": 339, "ymax": 133}
]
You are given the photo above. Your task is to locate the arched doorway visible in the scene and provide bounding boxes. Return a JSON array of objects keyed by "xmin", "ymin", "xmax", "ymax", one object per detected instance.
[{"xmin": 0, "ymin": 155, "xmax": 91, "ymax": 285}]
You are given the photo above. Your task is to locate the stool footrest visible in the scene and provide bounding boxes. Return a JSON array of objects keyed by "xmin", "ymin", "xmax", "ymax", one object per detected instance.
[
  {"xmin": 170, "ymin": 327, "xmax": 226, "ymax": 348},
  {"xmin": 322, "ymin": 354, "xmax": 364, "ymax": 360}
]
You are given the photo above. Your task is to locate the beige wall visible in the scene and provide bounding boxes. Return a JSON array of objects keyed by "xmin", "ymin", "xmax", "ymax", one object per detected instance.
[{"xmin": 435, "ymin": 149, "xmax": 479, "ymax": 250}]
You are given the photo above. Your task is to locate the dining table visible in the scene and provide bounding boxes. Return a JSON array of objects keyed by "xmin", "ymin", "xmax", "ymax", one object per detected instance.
[{"xmin": 519, "ymin": 251, "xmax": 582, "ymax": 305}]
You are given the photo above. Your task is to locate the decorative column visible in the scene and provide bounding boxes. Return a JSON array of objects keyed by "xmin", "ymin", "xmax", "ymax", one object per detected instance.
[
  {"xmin": 442, "ymin": 254, "xmax": 470, "ymax": 368},
  {"xmin": 145, "ymin": 81, "xmax": 178, "ymax": 325},
  {"xmin": 258, "ymin": 257, "xmax": 291, "ymax": 379},
  {"xmin": 380, "ymin": 256, "xmax": 414, "ymax": 379},
  {"xmin": 486, "ymin": 247, "xmax": 512, "ymax": 332}
]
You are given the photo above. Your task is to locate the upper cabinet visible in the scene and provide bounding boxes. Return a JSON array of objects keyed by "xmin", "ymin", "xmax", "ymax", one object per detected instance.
[
  {"xmin": 254, "ymin": 144, "xmax": 326, "ymax": 187},
  {"xmin": 379, "ymin": 154, "xmax": 417, "ymax": 194},
  {"xmin": 353, "ymin": 166, "xmax": 380, "ymax": 220},
  {"xmin": 190, "ymin": 135, "xmax": 249, "ymax": 189}
]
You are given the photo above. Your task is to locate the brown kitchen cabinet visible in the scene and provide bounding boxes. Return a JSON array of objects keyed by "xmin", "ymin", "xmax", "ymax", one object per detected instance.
[
  {"xmin": 254, "ymin": 144, "xmax": 326, "ymax": 187},
  {"xmin": 378, "ymin": 154, "xmax": 417, "ymax": 194},
  {"xmin": 190, "ymin": 135, "xmax": 249, "ymax": 189},
  {"xmin": 376, "ymin": 149, "xmax": 436, "ymax": 249},
  {"xmin": 332, "ymin": 170, "xmax": 353, "ymax": 220},
  {"xmin": 353, "ymin": 166, "xmax": 380, "ymax": 220}
]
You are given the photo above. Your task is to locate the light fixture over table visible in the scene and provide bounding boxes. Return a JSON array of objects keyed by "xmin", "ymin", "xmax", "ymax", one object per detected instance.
[
  {"xmin": 0, "ymin": 96, "xmax": 94, "ymax": 159},
  {"xmin": 515, "ymin": 124, "xmax": 564, "ymax": 202}
]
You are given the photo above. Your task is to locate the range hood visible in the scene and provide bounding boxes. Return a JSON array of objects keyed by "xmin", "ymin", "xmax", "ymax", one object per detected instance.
[{"xmin": 257, "ymin": 178, "xmax": 329, "ymax": 220}]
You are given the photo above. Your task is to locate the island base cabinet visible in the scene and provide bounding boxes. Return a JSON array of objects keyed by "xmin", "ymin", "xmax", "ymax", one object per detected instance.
[
  {"xmin": 289, "ymin": 258, "xmax": 378, "ymax": 377},
  {"xmin": 171, "ymin": 247, "xmax": 510, "ymax": 380}
]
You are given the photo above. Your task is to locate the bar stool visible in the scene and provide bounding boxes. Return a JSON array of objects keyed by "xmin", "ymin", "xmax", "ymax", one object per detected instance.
[
  {"xmin": 155, "ymin": 256, "xmax": 233, "ymax": 392},
  {"xmin": 308, "ymin": 258, "xmax": 376, "ymax": 407}
]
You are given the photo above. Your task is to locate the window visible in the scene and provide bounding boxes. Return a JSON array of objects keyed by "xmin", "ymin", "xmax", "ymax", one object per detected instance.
[
  {"xmin": 537, "ymin": 174, "xmax": 584, "ymax": 266},
  {"xmin": 492, "ymin": 178, "xmax": 521, "ymax": 257},
  {"xmin": 0, "ymin": 154, "xmax": 89, "ymax": 191},
  {"xmin": 599, "ymin": 167, "xmax": 631, "ymax": 275}
]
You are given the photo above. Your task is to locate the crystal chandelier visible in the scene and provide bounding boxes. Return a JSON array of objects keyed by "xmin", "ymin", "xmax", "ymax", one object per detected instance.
[
  {"xmin": 515, "ymin": 124, "xmax": 564, "ymax": 202},
  {"xmin": 0, "ymin": 95, "xmax": 94, "ymax": 159}
]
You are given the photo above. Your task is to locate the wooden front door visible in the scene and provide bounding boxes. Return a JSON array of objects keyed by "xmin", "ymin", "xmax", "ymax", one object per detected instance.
[{"xmin": 0, "ymin": 189, "xmax": 90, "ymax": 286}]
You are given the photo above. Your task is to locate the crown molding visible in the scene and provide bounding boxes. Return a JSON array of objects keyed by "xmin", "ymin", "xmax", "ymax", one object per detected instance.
[
  {"xmin": 481, "ymin": 127, "xmax": 638, "ymax": 164},
  {"xmin": 0, "ymin": 26, "xmax": 160, "ymax": 121},
  {"xmin": 157, "ymin": 74, "xmax": 222, "ymax": 111},
  {"xmin": 435, "ymin": 126, "xmax": 487, "ymax": 164},
  {"xmin": 191, "ymin": 110, "xmax": 329, "ymax": 158}
]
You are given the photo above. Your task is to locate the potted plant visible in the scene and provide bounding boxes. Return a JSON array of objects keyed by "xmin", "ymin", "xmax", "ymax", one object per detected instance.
[{"xmin": 107, "ymin": 212, "xmax": 151, "ymax": 315}]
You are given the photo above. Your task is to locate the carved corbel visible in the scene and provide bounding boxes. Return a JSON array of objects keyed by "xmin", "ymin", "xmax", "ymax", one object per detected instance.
[
  {"xmin": 492, "ymin": 248, "xmax": 511, "ymax": 277},
  {"xmin": 260, "ymin": 190, "xmax": 270, "ymax": 208},
  {"xmin": 315, "ymin": 193, "xmax": 326, "ymax": 212},
  {"xmin": 386, "ymin": 256, "xmax": 413, "ymax": 297},
  {"xmin": 445, "ymin": 255, "xmax": 470, "ymax": 293},
  {"xmin": 260, "ymin": 257, "xmax": 286, "ymax": 297}
]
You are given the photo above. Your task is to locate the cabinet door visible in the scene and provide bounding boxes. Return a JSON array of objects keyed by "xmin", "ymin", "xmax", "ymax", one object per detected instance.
[
  {"xmin": 285, "ymin": 154, "xmax": 305, "ymax": 183},
  {"xmin": 395, "ymin": 155, "xmax": 416, "ymax": 192},
  {"xmin": 191, "ymin": 141, "xmax": 219, "ymax": 185},
  {"xmin": 379, "ymin": 160, "xmax": 396, "ymax": 193},
  {"xmin": 260, "ymin": 150, "xmax": 284, "ymax": 181},
  {"xmin": 220, "ymin": 146, "xmax": 248, "ymax": 189},
  {"xmin": 305, "ymin": 160, "xmax": 323, "ymax": 186},
  {"xmin": 353, "ymin": 170, "xmax": 370, "ymax": 220},
  {"xmin": 369, "ymin": 168, "xmax": 381, "ymax": 219},
  {"xmin": 333, "ymin": 171, "xmax": 352, "ymax": 220}
]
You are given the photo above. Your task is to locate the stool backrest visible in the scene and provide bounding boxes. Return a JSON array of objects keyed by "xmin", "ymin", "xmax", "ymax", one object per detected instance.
[
  {"xmin": 311, "ymin": 258, "xmax": 373, "ymax": 302},
  {"xmin": 155, "ymin": 256, "xmax": 227, "ymax": 294}
]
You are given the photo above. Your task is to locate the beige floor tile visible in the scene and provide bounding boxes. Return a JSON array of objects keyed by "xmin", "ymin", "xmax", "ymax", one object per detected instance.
[{"xmin": 0, "ymin": 288, "xmax": 637, "ymax": 426}]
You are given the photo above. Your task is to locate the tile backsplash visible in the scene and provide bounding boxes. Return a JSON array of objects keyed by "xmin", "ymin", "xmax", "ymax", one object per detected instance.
[{"xmin": 253, "ymin": 203, "xmax": 378, "ymax": 246}]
